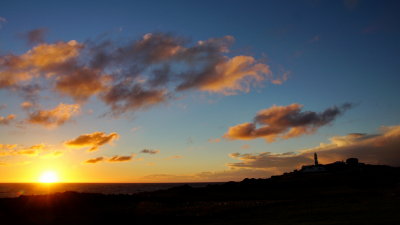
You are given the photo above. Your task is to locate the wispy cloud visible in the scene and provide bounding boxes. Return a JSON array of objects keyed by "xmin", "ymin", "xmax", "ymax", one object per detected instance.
[
  {"xmin": 224, "ymin": 103, "xmax": 353, "ymax": 142},
  {"xmin": 84, "ymin": 154, "xmax": 135, "ymax": 164},
  {"xmin": 0, "ymin": 143, "xmax": 51, "ymax": 157}
]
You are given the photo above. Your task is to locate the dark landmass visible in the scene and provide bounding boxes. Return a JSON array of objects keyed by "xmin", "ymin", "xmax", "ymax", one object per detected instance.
[{"xmin": 1, "ymin": 161, "xmax": 400, "ymax": 225}]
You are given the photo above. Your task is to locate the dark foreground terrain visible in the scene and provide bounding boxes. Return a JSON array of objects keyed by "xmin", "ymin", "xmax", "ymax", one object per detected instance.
[{"xmin": 1, "ymin": 164, "xmax": 399, "ymax": 225}]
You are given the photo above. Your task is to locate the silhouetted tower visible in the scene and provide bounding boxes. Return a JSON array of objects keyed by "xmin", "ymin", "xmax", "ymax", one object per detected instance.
[{"xmin": 314, "ymin": 152, "xmax": 319, "ymax": 166}]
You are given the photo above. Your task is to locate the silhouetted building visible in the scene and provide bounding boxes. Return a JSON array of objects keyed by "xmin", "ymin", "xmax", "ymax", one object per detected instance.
[{"xmin": 300, "ymin": 153, "xmax": 326, "ymax": 173}]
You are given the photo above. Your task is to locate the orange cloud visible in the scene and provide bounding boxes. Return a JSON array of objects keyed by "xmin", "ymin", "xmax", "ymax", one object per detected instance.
[
  {"xmin": 224, "ymin": 103, "xmax": 352, "ymax": 142},
  {"xmin": 193, "ymin": 56, "xmax": 269, "ymax": 95},
  {"xmin": 20, "ymin": 101, "xmax": 33, "ymax": 109},
  {"xmin": 65, "ymin": 131, "xmax": 119, "ymax": 151},
  {"xmin": 228, "ymin": 125, "xmax": 400, "ymax": 173},
  {"xmin": 108, "ymin": 155, "xmax": 134, "ymax": 162},
  {"xmin": 85, "ymin": 157, "xmax": 104, "ymax": 164},
  {"xmin": 27, "ymin": 103, "xmax": 80, "ymax": 128},
  {"xmin": 0, "ymin": 143, "xmax": 49, "ymax": 157},
  {"xmin": 0, "ymin": 41, "xmax": 82, "ymax": 88},
  {"xmin": 0, "ymin": 114, "xmax": 16, "ymax": 125}
]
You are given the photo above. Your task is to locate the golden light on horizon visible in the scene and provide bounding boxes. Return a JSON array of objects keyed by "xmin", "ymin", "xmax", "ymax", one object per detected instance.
[{"xmin": 38, "ymin": 171, "xmax": 59, "ymax": 183}]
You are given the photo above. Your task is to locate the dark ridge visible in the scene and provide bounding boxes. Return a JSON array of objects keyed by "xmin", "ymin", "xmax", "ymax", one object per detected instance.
[{"xmin": 1, "ymin": 159, "xmax": 399, "ymax": 225}]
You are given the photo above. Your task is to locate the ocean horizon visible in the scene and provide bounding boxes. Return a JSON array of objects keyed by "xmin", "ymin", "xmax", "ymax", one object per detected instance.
[{"xmin": 0, "ymin": 182, "xmax": 223, "ymax": 198}]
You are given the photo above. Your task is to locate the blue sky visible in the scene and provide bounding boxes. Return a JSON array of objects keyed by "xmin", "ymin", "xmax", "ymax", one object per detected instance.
[{"xmin": 0, "ymin": 0, "xmax": 399, "ymax": 182}]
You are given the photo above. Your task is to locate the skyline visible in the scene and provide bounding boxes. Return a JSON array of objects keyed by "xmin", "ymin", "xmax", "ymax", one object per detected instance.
[{"xmin": 0, "ymin": 0, "xmax": 399, "ymax": 182}]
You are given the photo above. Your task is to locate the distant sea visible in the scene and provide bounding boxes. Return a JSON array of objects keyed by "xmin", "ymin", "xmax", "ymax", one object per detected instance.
[{"xmin": 0, "ymin": 183, "xmax": 222, "ymax": 198}]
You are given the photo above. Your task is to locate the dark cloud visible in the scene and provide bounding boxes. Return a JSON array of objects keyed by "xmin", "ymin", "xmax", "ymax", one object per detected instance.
[
  {"xmin": 224, "ymin": 103, "xmax": 353, "ymax": 142},
  {"xmin": 22, "ymin": 28, "xmax": 48, "ymax": 45},
  {"xmin": 228, "ymin": 125, "xmax": 400, "ymax": 173},
  {"xmin": 140, "ymin": 149, "xmax": 160, "ymax": 154},
  {"xmin": 54, "ymin": 67, "xmax": 110, "ymax": 102},
  {"xmin": 101, "ymin": 83, "xmax": 168, "ymax": 115},
  {"xmin": 64, "ymin": 131, "xmax": 119, "ymax": 151},
  {"xmin": 1, "ymin": 32, "xmax": 282, "ymax": 116}
]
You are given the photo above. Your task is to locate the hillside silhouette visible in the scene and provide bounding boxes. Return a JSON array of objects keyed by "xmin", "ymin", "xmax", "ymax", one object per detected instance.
[{"xmin": 1, "ymin": 158, "xmax": 399, "ymax": 225}]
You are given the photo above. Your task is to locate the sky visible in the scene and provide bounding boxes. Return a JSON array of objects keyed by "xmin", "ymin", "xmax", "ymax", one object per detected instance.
[{"xmin": 0, "ymin": 0, "xmax": 399, "ymax": 183}]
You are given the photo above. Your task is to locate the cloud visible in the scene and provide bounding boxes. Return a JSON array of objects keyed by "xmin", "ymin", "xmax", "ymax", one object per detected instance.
[
  {"xmin": 224, "ymin": 103, "xmax": 353, "ymax": 142},
  {"xmin": 22, "ymin": 28, "xmax": 48, "ymax": 45},
  {"xmin": 1, "ymin": 32, "xmax": 282, "ymax": 116},
  {"xmin": 41, "ymin": 151, "xmax": 63, "ymax": 158},
  {"xmin": 0, "ymin": 114, "xmax": 16, "ymax": 125},
  {"xmin": 100, "ymin": 83, "xmax": 168, "ymax": 115},
  {"xmin": 0, "ymin": 40, "xmax": 82, "ymax": 90},
  {"xmin": 0, "ymin": 17, "xmax": 6, "ymax": 28},
  {"xmin": 84, "ymin": 154, "xmax": 135, "ymax": 164},
  {"xmin": 166, "ymin": 155, "xmax": 183, "ymax": 160},
  {"xmin": 26, "ymin": 103, "xmax": 80, "ymax": 127},
  {"xmin": 65, "ymin": 131, "xmax": 119, "ymax": 151},
  {"xmin": 228, "ymin": 125, "xmax": 400, "ymax": 173},
  {"xmin": 176, "ymin": 55, "xmax": 270, "ymax": 95},
  {"xmin": 0, "ymin": 143, "xmax": 49, "ymax": 157},
  {"xmin": 241, "ymin": 144, "xmax": 250, "ymax": 149},
  {"xmin": 54, "ymin": 67, "xmax": 110, "ymax": 102},
  {"xmin": 309, "ymin": 35, "xmax": 321, "ymax": 43},
  {"xmin": 20, "ymin": 101, "xmax": 33, "ymax": 109},
  {"xmin": 140, "ymin": 149, "xmax": 160, "ymax": 154},
  {"xmin": 108, "ymin": 155, "xmax": 134, "ymax": 162},
  {"xmin": 85, "ymin": 157, "xmax": 104, "ymax": 164},
  {"xmin": 208, "ymin": 138, "xmax": 221, "ymax": 143}
]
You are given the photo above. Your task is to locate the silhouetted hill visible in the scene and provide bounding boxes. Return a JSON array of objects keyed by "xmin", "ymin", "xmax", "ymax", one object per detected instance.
[{"xmin": 1, "ymin": 162, "xmax": 399, "ymax": 225}]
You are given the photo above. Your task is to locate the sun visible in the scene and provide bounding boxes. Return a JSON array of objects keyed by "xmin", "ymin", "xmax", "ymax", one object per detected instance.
[{"xmin": 38, "ymin": 171, "xmax": 59, "ymax": 183}]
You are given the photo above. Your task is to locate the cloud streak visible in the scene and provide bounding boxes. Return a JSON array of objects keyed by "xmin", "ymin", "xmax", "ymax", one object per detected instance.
[
  {"xmin": 84, "ymin": 154, "xmax": 135, "ymax": 164},
  {"xmin": 224, "ymin": 103, "xmax": 352, "ymax": 142},
  {"xmin": 140, "ymin": 149, "xmax": 160, "ymax": 154},
  {"xmin": 65, "ymin": 131, "xmax": 119, "ymax": 151}
]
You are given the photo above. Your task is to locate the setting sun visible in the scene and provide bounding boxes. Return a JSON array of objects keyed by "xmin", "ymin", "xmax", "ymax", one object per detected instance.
[{"xmin": 38, "ymin": 171, "xmax": 59, "ymax": 183}]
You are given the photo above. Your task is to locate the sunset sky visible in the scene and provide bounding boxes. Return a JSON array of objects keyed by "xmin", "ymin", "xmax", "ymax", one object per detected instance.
[{"xmin": 0, "ymin": 0, "xmax": 399, "ymax": 183}]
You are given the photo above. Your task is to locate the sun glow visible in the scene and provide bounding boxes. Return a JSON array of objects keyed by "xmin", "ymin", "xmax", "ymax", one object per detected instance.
[{"xmin": 38, "ymin": 171, "xmax": 59, "ymax": 183}]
